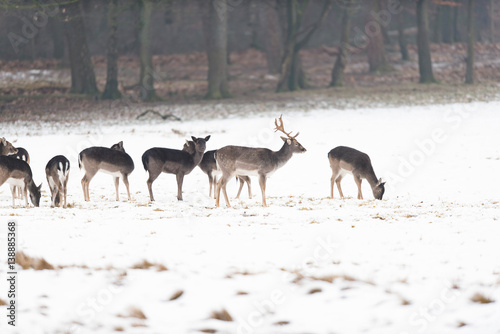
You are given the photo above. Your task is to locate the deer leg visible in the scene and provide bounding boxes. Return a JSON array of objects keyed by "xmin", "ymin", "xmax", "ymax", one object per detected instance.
[
  {"xmin": 63, "ymin": 176, "xmax": 68, "ymax": 208},
  {"xmin": 23, "ymin": 186, "xmax": 29, "ymax": 207},
  {"xmin": 83, "ymin": 169, "xmax": 97, "ymax": 202},
  {"xmin": 235, "ymin": 176, "xmax": 244, "ymax": 199},
  {"xmin": 114, "ymin": 177, "xmax": 120, "ymax": 201},
  {"xmin": 146, "ymin": 170, "xmax": 161, "ymax": 202},
  {"xmin": 122, "ymin": 174, "xmax": 131, "ymax": 201},
  {"xmin": 242, "ymin": 176, "xmax": 252, "ymax": 199},
  {"xmin": 259, "ymin": 174, "xmax": 267, "ymax": 207},
  {"xmin": 354, "ymin": 175, "xmax": 363, "ymax": 200},
  {"xmin": 336, "ymin": 176, "xmax": 345, "ymax": 199},
  {"xmin": 207, "ymin": 172, "xmax": 213, "ymax": 198},
  {"xmin": 55, "ymin": 179, "xmax": 63, "ymax": 207},
  {"xmin": 213, "ymin": 175, "xmax": 218, "ymax": 199},
  {"xmin": 176, "ymin": 173, "xmax": 184, "ymax": 201},
  {"xmin": 216, "ymin": 174, "xmax": 231, "ymax": 207},
  {"xmin": 10, "ymin": 185, "xmax": 16, "ymax": 207}
]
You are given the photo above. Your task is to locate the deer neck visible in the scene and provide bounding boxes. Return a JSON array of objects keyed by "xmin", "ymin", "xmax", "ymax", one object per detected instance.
[
  {"xmin": 191, "ymin": 150, "xmax": 205, "ymax": 167},
  {"xmin": 365, "ymin": 169, "xmax": 379, "ymax": 189},
  {"xmin": 274, "ymin": 142, "xmax": 294, "ymax": 165}
]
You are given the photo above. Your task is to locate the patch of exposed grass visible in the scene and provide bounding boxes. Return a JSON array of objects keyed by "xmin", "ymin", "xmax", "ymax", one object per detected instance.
[
  {"xmin": 15, "ymin": 251, "xmax": 54, "ymax": 270},
  {"xmin": 210, "ymin": 309, "xmax": 233, "ymax": 322},
  {"xmin": 131, "ymin": 260, "xmax": 167, "ymax": 271},
  {"xmin": 118, "ymin": 307, "xmax": 147, "ymax": 319},
  {"xmin": 169, "ymin": 290, "xmax": 184, "ymax": 301},
  {"xmin": 0, "ymin": 298, "xmax": 7, "ymax": 305},
  {"xmin": 470, "ymin": 293, "xmax": 494, "ymax": 304}
]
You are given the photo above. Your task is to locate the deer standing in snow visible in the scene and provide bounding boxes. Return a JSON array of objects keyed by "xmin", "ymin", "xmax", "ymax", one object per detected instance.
[
  {"xmin": 0, "ymin": 156, "xmax": 41, "ymax": 207},
  {"xmin": 215, "ymin": 115, "xmax": 306, "ymax": 207},
  {"xmin": 45, "ymin": 155, "xmax": 70, "ymax": 207},
  {"xmin": 79, "ymin": 141, "xmax": 134, "ymax": 201},
  {"xmin": 142, "ymin": 136, "xmax": 210, "ymax": 201},
  {"xmin": 328, "ymin": 146, "xmax": 385, "ymax": 200}
]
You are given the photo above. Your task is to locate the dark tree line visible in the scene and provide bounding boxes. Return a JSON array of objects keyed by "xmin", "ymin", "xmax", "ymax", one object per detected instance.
[{"xmin": 0, "ymin": 0, "xmax": 490, "ymax": 99}]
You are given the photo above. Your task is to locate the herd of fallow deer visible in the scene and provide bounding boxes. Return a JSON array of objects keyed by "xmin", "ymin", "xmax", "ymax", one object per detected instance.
[{"xmin": 0, "ymin": 115, "xmax": 385, "ymax": 208}]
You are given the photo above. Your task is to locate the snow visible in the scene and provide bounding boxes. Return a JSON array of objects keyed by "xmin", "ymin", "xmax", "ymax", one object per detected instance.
[{"xmin": 0, "ymin": 102, "xmax": 499, "ymax": 334}]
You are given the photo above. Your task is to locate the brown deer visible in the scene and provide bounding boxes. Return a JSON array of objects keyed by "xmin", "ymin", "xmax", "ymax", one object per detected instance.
[
  {"xmin": 0, "ymin": 137, "xmax": 17, "ymax": 156},
  {"xmin": 328, "ymin": 146, "xmax": 385, "ymax": 200},
  {"xmin": 142, "ymin": 136, "xmax": 210, "ymax": 201},
  {"xmin": 215, "ymin": 115, "xmax": 306, "ymax": 207},
  {"xmin": 45, "ymin": 155, "xmax": 70, "ymax": 208},
  {"xmin": 11, "ymin": 147, "xmax": 30, "ymax": 200},
  {"xmin": 0, "ymin": 156, "xmax": 41, "ymax": 207},
  {"xmin": 79, "ymin": 141, "xmax": 134, "ymax": 201}
]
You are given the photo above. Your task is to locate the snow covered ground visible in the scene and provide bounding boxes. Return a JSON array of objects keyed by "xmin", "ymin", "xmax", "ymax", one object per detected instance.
[{"xmin": 0, "ymin": 101, "xmax": 499, "ymax": 334}]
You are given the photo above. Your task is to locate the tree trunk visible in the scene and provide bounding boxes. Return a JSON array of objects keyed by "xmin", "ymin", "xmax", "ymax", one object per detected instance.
[
  {"xmin": 258, "ymin": 0, "xmax": 282, "ymax": 74},
  {"xmin": 61, "ymin": 0, "xmax": 98, "ymax": 95},
  {"xmin": 416, "ymin": 0, "xmax": 437, "ymax": 83},
  {"xmin": 277, "ymin": 0, "xmax": 332, "ymax": 92},
  {"xmin": 49, "ymin": 17, "xmax": 64, "ymax": 59},
  {"xmin": 465, "ymin": 0, "xmax": 475, "ymax": 84},
  {"xmin": 201, "ymin": 0, "xmax": 230, "ymax": 99},
  {"xmin": 490, "ymin": 0, "xmax": 495, "ymax": 43},
  {"xmin": 367, "ymin": 0, "xmax": 390, "ymax": 72},
  {"xmin": 452, "ymin": 1, "xmax": 461, "ymax": 43},
  {"xmin": 330, "ymin": 7, "xmax": 352, "ymax": 87},
  {"xmin": 102, "ymin": 0, "xmax": 122, "ymax": 100},
  {"xmin": 138, "ymin": 0, "xmax": 160, "ymax": 101},
  {"xmin": 433, "ymin": 5, "xmax": 442, "ymax": 43},
  {"xmin": 397, "ymin": 5, "xmax": 409, "ymax": 61},
  {"xmin": 441, "ymin": 4, "xmax": 453, "ymax": 43}
]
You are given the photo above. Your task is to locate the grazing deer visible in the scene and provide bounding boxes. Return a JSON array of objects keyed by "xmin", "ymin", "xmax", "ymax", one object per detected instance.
[
  {"xmin": 328, "ymin": 146, "xmax": 385, "ymax": 200},
  {"xmin": 196, "ymin": 148, "xmax": 252, "ymax": 199},
  {"xmin": 0, "ymin": 137, "xmax": 17, "ymax": 156},
  {"xmin": 215, "ymin": 115, "xmax": 306, "ymax": 207},
  {"xmin": 45, "ymin": 155, "xmax": 70, "ymax": 208},
  {"xmin": 142, "ymin": 136, "xmax": 210, "ymax": 201},
  {"xmin": 78, "ymin": 141, "xmax": 134, "ymax": 201},
  {"xmin": 0, "ymin": 156, "xmax": 41, "ymax": 207},
  {"xmin": 11, "ymin": 147, "xmax": 30, "ymax": 200}
]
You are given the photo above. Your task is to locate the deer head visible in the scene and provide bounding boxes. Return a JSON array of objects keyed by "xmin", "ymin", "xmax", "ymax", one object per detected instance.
[{"xmin": 274, "ymin": 115, "xmax": 306, "ymax": 153}]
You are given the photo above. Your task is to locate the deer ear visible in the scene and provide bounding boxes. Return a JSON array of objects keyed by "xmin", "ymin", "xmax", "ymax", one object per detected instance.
[
  {"xmin": 280, "ymin": 136, "xmax": 287, "ymax": 142},
  {"xmin": 1, "ymin": 137, "xmax": 5, "ymax": 144},
  {"xmin": 378, "ymin": 178, "xmax": 386, "ymax": 186},
  {"xmin": 191, "ymin": 136, "xmax": 197, "ymax": 142},
  {"xmin": 37, "ymin": 183, "xmax": 42, "ymax": 190},
  {"xmin": 118, "ymin": 141, "xmax": 123, "ymax": 148},
  {"xmin": 204, "ymin": 135, "xmax": 211, "ymax": 141}
]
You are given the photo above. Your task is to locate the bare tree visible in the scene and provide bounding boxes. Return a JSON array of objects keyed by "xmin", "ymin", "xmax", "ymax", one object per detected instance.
[
  {"xmin": 416, "ymin": 0, "xmax": 437, "ymax": 83},
  {"xmin": 330, "ymin": 4, "xmax": 355, "ymax": 87},
  {"xmin": 465, "ymin": 0, "xmax": 475, "ymax": 84},
  {"xmin": 277, "ymin": 0, "xmax": 333, "ymax": 92},
  {"xmin": 258, "ymin": 0, "xmax": 283, "ymax": 74},
  {"xmin": 200, "ymin": 0, "xmax": 230, "ymax": 99},
  {"xmin": 102, "ymin": 0, "xmax": 122, "ymax": 100},
  {"xmin": 138, "ymin": 0, "xmax": 160, "ymax": 101},
  {"xmin": 366, "ymin": 0, "xmax": 391, "ymax": 72},
  {"xmin": 397, "ymin": 1, "xmax": 409, "ymax": 61},
  {"xmin": 61, "ymin": 0, "xmax": 98, "ymax": 95}
]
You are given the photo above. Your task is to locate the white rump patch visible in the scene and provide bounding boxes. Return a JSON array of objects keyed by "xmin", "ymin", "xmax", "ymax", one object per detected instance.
[{"xmin": 6, "ymin": 177, "xmax": 24, "ymax": 188}]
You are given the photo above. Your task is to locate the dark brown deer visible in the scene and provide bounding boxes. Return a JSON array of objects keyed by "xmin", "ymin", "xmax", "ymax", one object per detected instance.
[
  {"xmin": 328, "ymin": 146, "xmax": 385, "ymax": 200},
  {"xmin": 0, "ymin": 156, "xmax": 41, "ymax": 207},
  {"xmin": 0, "ymin": 137, "xmax": 17, "ymax": 156},
  {"xmin": 215, "ymin": 115, "xmax": 306, "ymax": 207},
  {"xmin": 45, "ymin": 155, "xmax": 70, "ymax": 208},
  {"xmin": 79, "ymin": 141, "xmax": 134, "ymax": 201},
  {"xmin": 142, "ymin": 136, "xmax": 210, "ymax": 201}
]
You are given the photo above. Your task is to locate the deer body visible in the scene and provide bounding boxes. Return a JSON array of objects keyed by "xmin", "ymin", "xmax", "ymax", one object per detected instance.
[
  {"xmin": 10, "ymin": 147, "xmax": 30, "ymax": 200},
  {"xmin": 215, "ymin": 116, "xmax": 306, "ymax": 207},
  {"xmin": 328, "ymin": 146, "xmax": 385, "ymax": 200},
  {"xmin": 197, "ymin": 149, "xmax": 252, "ymax": 199},
  {"xmin": 46, "ymin": 155, "xmax": 70, "ymax": 208},
  {"xmin": 0, "ymin": 156, "xmax": 41, "ymax": 207},
  {"xmin": 142, "ymin": 136, "xmax": 210, "ymax": 201},
  {"xmin": 79, "ymin": 141, "xmax": 134, "ymax": 201}
]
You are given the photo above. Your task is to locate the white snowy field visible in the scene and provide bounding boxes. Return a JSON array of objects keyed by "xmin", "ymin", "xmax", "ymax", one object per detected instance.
[{"xmin": 0, "ymin": 101, "xmax": 499, "ymax": 334}]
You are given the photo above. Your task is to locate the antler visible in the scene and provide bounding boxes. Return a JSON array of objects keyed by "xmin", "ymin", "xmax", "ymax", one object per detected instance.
[{"xmin": 274, "ymin": 114, "xmax": 299, "ymax": 139}]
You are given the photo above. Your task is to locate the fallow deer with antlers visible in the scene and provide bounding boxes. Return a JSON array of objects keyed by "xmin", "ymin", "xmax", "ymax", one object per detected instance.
[{"xmin": 215, "ymin": 115, "xmax": 306, "ymax": 207}]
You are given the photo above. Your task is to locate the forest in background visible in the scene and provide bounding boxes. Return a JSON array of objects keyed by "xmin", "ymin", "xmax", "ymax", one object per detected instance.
[{"xmin": 0, "ymin": 0, "xmax": 498, "ymax": 111}]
